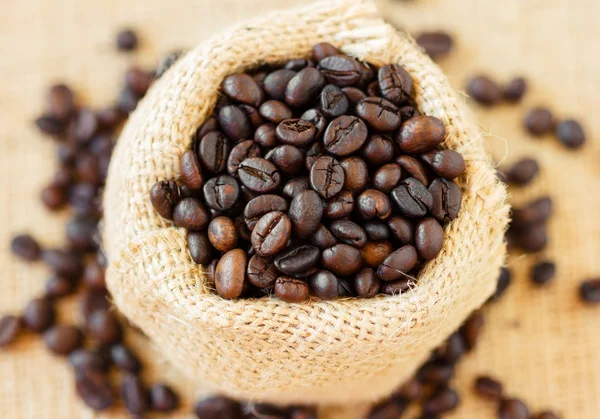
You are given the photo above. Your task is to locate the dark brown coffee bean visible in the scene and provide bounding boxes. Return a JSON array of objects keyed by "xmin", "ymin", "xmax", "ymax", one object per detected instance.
[
  {"xmin": 218, "ymin": 105, "xmax": 252, "ymax": 141},
  {"xmin": 206, "ymin": 259, "xmax": 218, "ymax": 285},
  {"xmin": 275, "ymin": 119, "xmax": 316, "ymax": 146},
  {"xmin": 510, "ymin": 223, "xmax": 549, "ymax": 253},
  {"xmin": 121, "ymin": 373, "xmax": 148, "ymax": 415},
  {"xmin": 311, "ymin": 42, "xmax": 340, "ymax": 62},
  {"xmin": 195, "ymin": 396, "xmax": 242, "ymax": 419},
  {"xmin": 309, "ymin": 270, "xmax": 339, "ymax": 300},
  {"xmin": 251, "ymin": 211, "xmax": 292, "ymax": 256},
  {"xmin": 364, "ymin": 221, "xmax": 390, "ymax": 241},
  {"xmin": 244, "ymin": 194, "xmax": 289, "ymax": 230},
  {"xmin": 460, "ymin": 310, "xmax": 484, "ymax": 350},
  {"xmin": 288, "ymin": 190, "xmax": 324, "ymax": 238},
  {"xmin": 222, "ymin": 73, "xmax": 264, "ymax": 107},
  {"xmin": 378, "ymin": 64, "xmax": 413, "ymax": 104},
  {"xmin": 263, "ymin": 69, "xmax": 297, "ymax": 101},
  {"xmin": 318, "ymin": 55, "xmax": 362, "ymax": 87},
  {"xmin": 356, "ymin": 97, "xmax": 401, "ymax": 131},
  {"xmin": 310, "ymin": 224, "xmax": 338, "ymax": 249},
  {"xmin": 362, "ymin": 241, "xmax": 393, "ymax": 268},
  {"xmin": 358, "ymin": 62, "xmax": 375, "ymax": 88},
  {"xmin": 304, "ymin": 141, "xmax": 325, "ymax": 172},
  {"xmin": 290, "ymin": 407, "xmax": 318, "ymax": 419},
  {"xmin": 360, "ymin": 134, "xmax": 395, "ymax": 166},
  {"xmin": 254, "ymin": 123, "xmax": 278, "ymax": 147},
  {"xmin": 422, "ymin": 149, "xmax": 466, "ymax": 180},
  {"xmin": 386, "ymin": 216, "xmax": 414, "ymax": 245},
  {"xmin": 208, "ymin": 216, "xmax": 238, "ymax": 252},
  {"xmin": 187, "ymin": 232, "xmax": 213, "ymax": 265},
  {"xmin": 367, "ymin": 399, "xmax": 408, "ymax": 419},
  {"xmin": 511, "ymin": 196, "xmax": 553, "ymax": 227},
  {"xmin": 429, "ymin": 178, "xmax": 462, "ymax": 222},
  {"xmin": 23, "ymin": 297, "xmax": 55, "ymax": 333},
  {"xmin": 357, "ymin": 189, "xmax": 393, "ymax": 220},
  {"xmin": 399, "ymin": 105, "xmax": 421, "ymax": 121},
  {"xmin": 124, "ymin": 67, "xmax": 152, "ymax": 97},
  {"xmin": 531, "ymin": 261, "xmax": 556, "ymax": 286},
  {"xmin": 35, "ymin": 114, "xmax": 64, "ymax": 136},
  {"xmin": 556, "ymin": 119, "xmax": 586, "ymax": 149},
  {"xmin": 117, "ymin": 87, "xmax": 140, "ymax": 114},
  {"xmin": 415, "ymin": 217, "xmax": 444, "ymax": 260},
  {"xmin": 504, "ymin": 77, "xmax": 527, "ymax": 102},
  {"xmin": 247, "ymin": 254, "xmax": 279, "ymax": 288},
  {"xmin": 0, "ymin": 315, "xmax": 21, "ymax": 347},
  {"xmin": 324, "ymin": 190, "xmax": 354, "ymax": 219},
  {"xmin": 68, "ymin": 348, "xmax": 110, "ymax": 373},
  {"xmin": 324, "ymin": 115, "xmax": 368, "ymax": 156},
  {"xmin": 396, "ymin": 116, "xmax": 446, "ymax": 154},
  {"xmin": 11, "ymin": 234, "xmax": 41, "ymax": 261},
  {"xmin": 436, "ymin": 331, "xmax": 466, "ymax": 363},
  {"xmin": 285, "ymin": 58, "xmax": 315, "ymax": 71},
  {"xmin": 337, "ymin": 278, "xmax": 355, "ymax": 297},
  {"xmin": 227, "ymin": 140, "xmax": 261, "ymax": 176},
  {"xmin": 274, "ymin": 276, "xmax": 310, "ymax": 303},
  {"xmin": 377, "ymin": 245, "xmax": 417, "ymax": 281},
  {"xmin": 381, "ymin": 277, "xmax": 414, "ymax": 295},
  {"xmin": 321, "ymin": 244, "xmax": 363, "ymax": 276},
  {"xmin": 259, "ymin": 100, "xmax": 293, "ymax": 123},
  {"xmin": 391, "ymin": 178, "xmax": 432, "ymax": 218},
  {"xmin": 330, "ymin": 220, "xmax": 367, "ymax": 248},
  {"xmin": 215, "ymin": 249, "xmax": 247, "ymax": 299},
  {"xmin": 237, "ymin": 157, "xmax": 281, "ymax": 193},
  {"xmin": 277, "ymin": 178, "xmax": 306, "ymax": 201},
  {"xmin": 373, "ymin": 163, "xmax": 402, "ymax": 193},
  {"xmin": 285, "ymin": 68, "xmax": 326, "ymax": 107},
  {"xmin": 319, "ymin": 84, "xmax": 349, "ymax": 118},
  {"xmin": 81, "ymin": 261, "xmax": 105, "ymax": 289},
  {"xmin": 239, "ymin": 103, "xmax": 264, "ymax": 127},
  {"xmin": 340, "ymin": 156, "xmax": 369, "ymax": 194},
  {"xmin": 234, "ymin": 215, "xmax": 250, "ymax": 241},
  {"xmin": 493, "ymin": 267, "xmax": 512, "ymax": 300},
  {"xmin": 396, "ymin": 155, "xmax": 430, "ymax": 186},
  {"xmin": 74, "ymin": 153, "xmax": 101, "ymax": 185},
  {"xmin": 474, "ymin": 375, "xmax": 503, "ymax": 400},
  {"xmin": 499, "ymin": 398, "xmax": 529, "ymax": 419},
  {"xmin": 342, "ymin": 86, "xmax": 367, "ymax": 108},
  {"xmin": 580, "ymin": 279, "xmax": 600, "ymax": 304},
  {"xmin": 150, "ymin": 384, "xmax": 179, "ymax": 412},
  {"xmin": 203, "ymin": 175, "xmax": 240, "ymax": 212},
  {"xmin": 71, "ymin": 108, "xmax": 99, "ymax": 145},
  {"xmin": 41, "ymin": 183, "xmax": 67, "ymax": 211},
  {"xmin": 300, "ymin": 109, "xmax": 328, "ymax": 138},
  {"xmin": 76, "ymin": 368, "xmax": 114, "ymax": 411},
  {"xmin": 197, "ymin": 131, "xmax": 231, "ymax": 174},
  {"xmin": 418, "ymin": 359, "xmax": 454, "ymax": 386},
  {"xmin": 504, "ymin": 158, "xmax": 539, "ymax": 185},
  {"xmin": 467, "ymin": 75, "xmax": 501, "ymax": 106},
  {"xmin": 110, "ymin": 343, "xmax": 141, "ymax": 373},
  {"xmin": 172, "ymin": 198, "xmax": 210, "ymax": 231},
  {"xmin": 310, "ymin": 155, "xmax": 345, "ymax": 199},
  {"xmin": 66, "ymin": 216, "xmax": 98, "ymax": 251},
  {"xmin": 532, "ymin": 411, "xmax": 560, "ymax": 419},
  {"xmin": 87, "ymin": 311, "xmax": 122, "ymax": 344},
  {"xmin": 44, "ymin": 325, "xmax": 83, "ymax": 355},
  {"xmin": 80, "ymin": 288, "xmax": 110, "ymax": 321},
  {"xmin": 394, "ymin": 377, "xmax": 424, "ymax": 400},
  {"xmin": 524, "ymin": 107, "xmax": 554, "ymax": 136},
  {"xmin": 354, "ymin": 267, "xmax": 381, "ymax": 298},
  {"xmin": 47, "ymin": 84, "xmax": 74, "ymax": 121},
  {"xmin": 116, "ymin": 28, "xmax": 138, "ymax": 51},
  {"xmin": 274, "ymin": 245, "xmax": 320, "ymax": 275},
  {"xmin": 423, "ymin": 387, "xmax": 460, "ymax": 415},
  {"xmin": 416, "ymin": 31, "xmax": 454, "ymax": 59},
  {"xmin": 155, "ymin": 49, "xmax": 185, "ymax": 79},
  {"xmin": 266, "ymin": 145, "xmax": 305, "ymax": 176}
]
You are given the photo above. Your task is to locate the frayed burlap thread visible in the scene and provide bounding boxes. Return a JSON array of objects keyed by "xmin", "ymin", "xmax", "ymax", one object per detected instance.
[{"xmin": 103, "ymin": 0, "xmax": 509, "ymax": 405}]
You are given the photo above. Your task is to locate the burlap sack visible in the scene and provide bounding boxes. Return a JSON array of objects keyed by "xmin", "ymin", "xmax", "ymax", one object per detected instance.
[{"xmin": 103, "ymin": 0, "xmax": 509, "ymax": 406}]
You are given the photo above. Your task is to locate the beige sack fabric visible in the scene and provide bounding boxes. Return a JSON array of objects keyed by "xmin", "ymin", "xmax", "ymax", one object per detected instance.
[{"xmin": 103, "ymin": 0, "xmax": 509, "ymax": 405}]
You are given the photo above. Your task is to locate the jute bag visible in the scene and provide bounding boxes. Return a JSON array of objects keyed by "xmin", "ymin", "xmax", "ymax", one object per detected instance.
[{"xmin": 103, "ymin": 0, "xmax": 509, "ymax": 405}]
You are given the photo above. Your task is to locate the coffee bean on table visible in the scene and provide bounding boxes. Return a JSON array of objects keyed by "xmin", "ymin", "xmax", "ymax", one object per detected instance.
[
  {"xmin": 416, "ymin": 31, "xmax": 454, "ymax": 59},
  {"xmin": 377, "ymin": 245, "xmax": 418, "ymax": 281},
  {"xmin": 323, "ymin": 115, "xmax": 368, "ymax": 156},
  {"xmin": 340, "ymin": 156, "xmax": 369, "ymax": 194},
  {"xmin": 110, "ymin": 343, "xmax": 141, "ymax": 373},
  {"xmin": 511, "ymin": 196, "xmax": 553, "ymax": 227},
  {"xmin": 321, "ymin": 244, "xmax": 363, "ymax": 276},
  {"xmin": 429, "ymin": 178, "xmax": 462, "ymax": 222},
  {"xmin": 0, "ymin": 315, "xmax": 21, "ymax": 347},
  {"xmin": 367, "ymin": 398, "xmax": 408, "ymax": 419},
  {"xmin": 259, "ymin": 100, "xmax": 293, "ymax": 123},
  {"xmin": 251, "ymin": 211, "xmax": 292, "ymax": 256},
  {"xmin": 121, "ymin": 373, "xmax": 149, "ymax": 415},
  {"xmin": 320, "ymin": 84, "xmax": 350, "ymax": 118},
  {"xmin": 208, "ymin": 216, "xmax": 238, "ymax": 252},
  {"xmin": 357, "ymin": 189, "xmax": 392, "ymax": 220},
  {"xmin": 318, "ymin": 55, "xmax": 362, "ymax": 87},
  {"xmin": 330, "ymin": 219, "xmax": 367, "ymax": 248},
  {"xmin": 300, "ymin": 108, "xmax": 328, "ymax": 138},
  {"xmin": 378, "ymin": 64, "xmax": 413, "ymax": 105},
  {"xmin": 309, "ymin": 224, "xmax": 338, "ymax": 249},
  {"xmin": 503, "ymin": 158, "xmax": 539, "ymax": 185},
  {"xmin": 237, "ymin": 157, "xmax": 281, "ymax": 193},
  {"xmin": 68, "ymin": 348, "xmax": 110, "ymax": 373},
  {"xmin": 461, "ymin": 310, "xmax": 484, "ymax": 350},
  {"xmin": 504, "ymin": 77, "xmax": 527, "ymax": 102},
  {"xmin": 531, "ymin": 261, "xmax": 556, "ymax": 286},
  {"xmin": 266, "ymin": 145, "xmax": 305, "ymax": 176},
  {"xmin": 116, "ymin": 29, "xmax": 138, "ymax": 51},
  {"xmin": 11, "ymin": 234, "xmax": 41, "ymax": 261},
  {"xmin": 394, "ymin": 378, "xmax": 424, "ymax": 401},
  {"xmin": 324, "ymin": 190, "xmax": 354, "ymax": 219},
  {"xmin": 391, "ymin": 178, "xmax": 433, "ymax": 218},
  {"xmin": 22, "ymin": 297, "xmax": 55, "ymax": 333},
  {"xmin": 197, "ymin": 131, "xmax": 231, "ymax": 174},
  {"xmin": 421, "ymin": 149, "xmax": 466, "ymax": 180},
  {"xmin": 44, "ymin": 325, "xmax": 83, "ymax": 355},
  {"xmin": 579, "ymin": 279, "xmax": 600, "ymax": 304},
  {"xmin": 415, "ymin": 217, "xmax": 444, "ymax": 260},
  {"xmin": 356, "ymin": 97, "xmax": 401, "ymax": 131},
  {"xmin": 498, "ymin": 398, "xmax": 529, "ymax": 419},
  {"xmin": 150, "ymin": 384, "xmax": 179, "ymax": 412},
  {"xmin": 215, "ymin": 248, "xmax": 247, "ymax": 299},
  {"xmin": 285, "ymin": 68, "xmax": 326, "ymax": 107},
  {"xmin": 555, "ymin": 119, "xmax": 586, "ymax": 149},
  {"xmin": 309, "ymin": 270, "xmax": 339, "ymax": 300},
  {"xmin": 396, "ymin": 116, "xmax": 446, "ymax": 154},
  {"xmin": 466, "ymin": 75, "xmax": 501, "ymax": 106},
  {"xmin": 274, "ymin": 277, "xmax": 310, "ymax": 303},
  {"xmin": 361, "ymin": 134, "xmax": 395, "ymax": 166},
  {"xmin": 274, "ymin": 245, "xmax": 320, "ymax": 275},
  {"xmin": 423, "ymin": 387, "xmax": 460, "ymax": 415},
  {"xmin": 80, "ymin": 288, "xmax": 110, "ymax": 321},
  {"xmin": 76, "ymin": 368, "xmax": 114, "ymax": 411},
  {"xmin": 474, "ymin": 375, "xmax": 503, "ymax": 400},
  {"xmin": 83, "ymin": 261, "xmax": 106, "ymax": 289},
  {"xmin": 418, "ymin": 360, "xmax": 454, "ymax": 385},
  {"xmin": 310, "ymin": 155, "xmax": 345, "ymax": 199},
  {"xmin": 247, "ymin": 254, "xmax": 279, "ymax": 288},
  {"xmin": 35, "ymin": 114, "xmax": 64, "ymax": 136},
  {"xmin": 532, "ymin": 412, "xmax": 561, "ymax": 419},
  {"xmin": 524, "ymin": 107, "xmax": 554, "ymax": 136},
  {"xmin": 289, "ymin": 190, "xmax": 323, "ymax": 238},
  {"xmin": 493, "ymin": 267, "xmax": 512, "ymax": 300},
  {"xmin": 354, "ymin": 268, "xmax": 381, "ymax": 298},
  {"xmin": 195, "ymin": 396, "xmax": 242, "ymax": 419},
  {"xmin": 87, "ymin": 311, "xmax": 122, "ymax": 344},
  {"xmin": 47, "ymin": 83, "xmax": 74, "ymax": 120},
  {"xmin": 41, "ymin": 183, "xmax": 67, "ymax": 211},
  {"xmin": 510, "ymin": 223, "xmax": 548, "ymax": 253},
  {"xmin": 66, "ymin": 216, "xmax": 98, "ymax": 251},
  {"xmin": 373, "ymin": 163, "xmax": 402, "ymax": 193},
  {"xmin": 187, "ymin": 232, "xmax": 214, "ymax": 265},
  {"xmin": 244, "ymin": 194, "xmax": 289, "ymax": 230},
  {"xmin": 173, "ymin": 198, "xmax": 210, "ymax": 231},
  {"xmin": 361, "ymin": 241, "xmax": 393, "ymax": 268},
  {"xmin": 221, "ymin": 73, "xmax": 264, "ymax": 107}
]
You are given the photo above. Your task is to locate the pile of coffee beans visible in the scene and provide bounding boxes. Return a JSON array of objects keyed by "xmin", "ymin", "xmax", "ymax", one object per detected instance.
[{"xmin": 150, "ymin": 42, "xmax": 466, "ymax": 302}]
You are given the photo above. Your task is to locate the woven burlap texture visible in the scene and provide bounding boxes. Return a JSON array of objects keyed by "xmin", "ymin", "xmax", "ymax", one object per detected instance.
[{"xmin": 103, "ymin": 0, "xmax": 508, "ymax": 405}]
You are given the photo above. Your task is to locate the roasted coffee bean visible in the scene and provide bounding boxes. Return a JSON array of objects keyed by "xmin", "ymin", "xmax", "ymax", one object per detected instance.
[
  {"xmin": 396, "ymin": 116, "xmax": 446, "ymax": 154},
  {"xmin": 309, "ymin": 224, "xmax": 338, "ymax": 249},
  {"xmin": 215, "ymin": 249, "xmax": 247, "ymax": 299},
  {"xmin": 321, "ymin": 244, "xmax": 363, "ymax": 276},
  {"xmin": 275, "ymin": 119, "xmax": 316, "ymax": 146},
  {"xmin": 266, "ymin": 145, "xmax": 305, "ymax": 176},
  {"xmin": 300, "ymin": 109, "xmax": 327, "ymax": 140},
  {"xmin": 239, "ymin": 104, "xmax": 264, "ymax": 128},
  {"xmin": 195, "ymin": 396, "xmax": 242, "ymax": 419},
  {"xmin": 336, "ymin": 278, "xmax": 354, "ymax": 297},
  {"xmin": 466, "ymin": 75, "xmax": 501, "ymax": 106},
  {"xmin": 74, "ymin": 152, "xmax": 101, "ymax": 185},
  {"xmin": 340, "ymin": 156, "xmax": 369, "ymax": 194},
  {"xmin": 342, "ymin": 86, "xmax": 367, "ymax": 108},
  {"xmin": 285, "ymin": 58, "xmax": 315, "ymax": 71},
  {"xmin": 415, "ymin": 217, "xmax": 444, "ymax": 260},
  {"xmin": 35, "ymin": 114, "xmax": 64, "ymax": 136},
  {"xmin": 254, "ymin": 123, "xmax": 278, "ymax": 147},
  {"xmin": 76, "ymin": 368, "xmax": 114, "ymax": 411},
  {"xmin": 580, "ymin": 279, "xmax": 600, "ymax": 304},
  {"xmin": 357, "ymin": 189, "xmax": 392, "ymax": 220},
  {"xmin": 68, "ymin": 348, "xmax": 110, "ymax": 373},
  {"xmin": 116, "ymin": 28, "xmax": 138, "ymax": 51},
  {"xmin": 362, "ymin": 241, "xmax": 393, "ymax": 268},
  {"xmin": 0, "ymin": 315, "xmax": 21, "ymax": 347},
  {"xmin": 155, "ymin": 49, "xmax": 184, "ymax": 79},
  {"xmin": 437, "ymin": 331, "xmax": 467, "ymax": 363},
  {"xmin": 197, "ymin": 131, "xmax": 231, "ymax": 174},
  {"xmin": 382, "ymin": 277, "xmax": 414, "ymax": 295},
  {"xmin": 117, "ymin": 88, "xmax": 139, "ymax": 114},
  {"xmin": 532, "ymin": 411, "xmax": 560, "ymax": 419},
  {"xmin": 361, "ymin": 134, "xmax": 396, "ymax": 166},
  {"xmin": 511, "ymin": 196, "xmax": 553, "ymax": 227},
  {"xmin": 367, "ymin": 399, "xmax": 408, "ymax": 419},
  {"xmin": 285, "ymin": 68, "xmax": 326, "ymax": 107},
  {"xmin": 304, "ymin": 141, "xmax": 325, "ymax": 171},
  {"xmin": 237, "ymin": 157, "xmax": 281, "ymax": 192},
  {"xmin": 324, "ymin": 115, "xmax": 368, "ymax": 156},
  {"xmin": 556, "ymin": 119, "xmax": 586, "ymax": 149},
  {"xmin": 423, "ymin": 387, "xmax": 460, "ymax": 415},
  {"xmin": 274, "ymin": 277, "xmax": 310, "ymax": 303},
  {"xmin": 510, "ymin": 223, "xmax": 548, "ymax": 253},
  {"xmin": 82, "ymin": 262, "xmax": 105, "ymax": 290},
  {"xmin": 396, "ymin": 155, "xmax": 430, "ymax": 186},
  {"xmin": 247, "ymin": 254, "xmax": 279, "ymax": 288},
  {"xmin": 22, "ymin": 297, "xmax": 55, "ymax": 333},
  {"xmin": 378, "ymin": 64, "xmax": 413, "ymax": 104},
  {"xmin": 251, "ymin": 211, "xmax": 292, "ymax": 256},
  {"xmin": 474, "ymin": 375, "xmax": 503, "ymax": 400},
  {"xmin": 354, "ymin": 268, "xmax": 381, "ymax": 298},
  {"xmin": 324, "ymin": 190, "xmax": 354, "ymax": 219},
  {"xmin": 208, "ymin": 216, "xmax": 239, "ymax": 252},
  {"xmin": 504, "ymin": 158, "xmax": 539, "ymax": 185},
  {"xmin": 310, "ymin": 155, "xmax": 345, "ymax": 199},
  {"xmin": 196, "ymin": 117, "xmax": 220, "ymax": 138},
  {"xmin": 244, "ymin": 194, "xmax": 289, "ymax": 230},
  {"xmin": 47, "ymin": 83, "xmax": 74, "ymax": 120},
  {"xmin": 234, "ymin": 215, "xmax": 251, "ymax": 241},
  {"xmin": 289, "ymin": 190, "xmax": 323, "ymax": 238},
  {"xmin": 72, "ymin": 108, "xmax": 99, "ymax": 145},
  {"xmin": 309, "ymin": 270, "xmax": 339, "ymax": 300},
  {"xmin": 124, "ymin": 67, "xmax": 152, "ymax": 96},
  {"xmin": 227, "ymin": 140, "xmax": 261, "ymax": 176},
  {"xmin": 121, "ymin": 373, "xmax": 148, "ymax": 415},
  {"xmin": 221, "ymin": 73, "xmax": 264, "ymax": 107},
  {"xmin": 429, "ymin": 178, "xmax": 462, "ymax": 222},
  {"xmin": 416, "ymin": 31, "xmax": 454, "ymax": 59},
  {"xmin": 80, "ymin": 288, "xmax": 110, "ymax": 321},
  {"xmin": 274, "ymin": 245, "xmax": 320, "ymax": 275},
  {"xmin": 87, "ymin": 311, "xmax": 122, "ymax": 344},
  {"xmin": 187, "ymin": 232, "xmax": 213, "ymax": 265},
  {"xmin": 373, "ymin": 163, "xmax": 402, "ymax": 193},
  {"xmin": 66, "ymin": 216, "xmax": 98, "ymax": 251},
  {"xmin": 391, "ymin": 178, "xmax": 433, "ymax": 218},
  {"xmin": 206, "ymin": 259, "xmax": 218, "ymax": 285},
  {"xmin": 377, "ymin": 245, "xmax": 417, "ymax": 281},
  {"xmin": 11, "ymin": 234, "xmax": 41, "ymax": 261},
  {"xmin": 318, "ymin": 55, "xmax": 362, "ymax": 87},
  {"xmin": 259, "ymin": 100, "xmax": 293, "ymax": 123},
  {"xmin": 173, "ymin": 198, "xmax": 210, "ymax": 231},
  {"xmin": 110, "ymin": 343, "xmax": 141, "ymax": 373},
  {"xmin": 263, "ymin": 69, "xmax": 297, "ymax": 101},
  {"xmin": 150, "ymin": 384, "xmax": 179, "ymax": 412},
  {"xmin": 365, "ymin": 80, "xmax": 378, "ymax": 97},
  {"xmin": 421, "ymin": 149, "xmax": 466, "ymax": 180},
  {"xmin": 364, "ymin": 221, "xmax": 390, "ymax": 241},
  {"xmin": 461, "ymin": 310, "xmax": 484, "ymax": 350},
  {"xmin": 524, "ymin": 107, "xmax": 554, "ymax": 136},
  {"xmin": 493, "ymin": 267, "xmax": 512, "ymax": 300},
  {"xmin": 531, "ymin": 261, "xmax": 556, "ymax": 286},
  {"xmin": 218, "ymin": 105, "xmax": 252, "ymax": 141},
  {"xmin": 319, "ymin": 84, "xmax": 350, "ymax": 118},
  {"xmin": 499, "ymin": 398, "xmax": 529, "ymax": 419},
  {"xmin": 290, "ymin": 407, "xmax": 318, "ymax": 419},
  {"xmin": 418, "ymin": 360, "xmax": 454, "ymax": 385},
  {"xmin": 311, "ymin": 42, "xmax": 340, "ymax": 62},
  {"xmin": 43, "ymin": 325, "xmax": 83, "ymax": 355},
  {"xmin": 330, "ymin": 220, "xmax": 367, "ymax": 248},
  {"xmin": 504, "ymin": 77, "xmax": 527, "ymax": 102},
  {"xmin": 394, "ymin": 378, "xmax": 424, "ymax": 401},
  {"xmin": 358, "ymin": 62, "xmax": 375, "ymax": 88},
  {"xmin": 41, "ymin": 183, "xmax": 67, "ymax": 211},
  {"xmin": 356, "ymin": 97, "xmax": 401, "ymax": 131}
]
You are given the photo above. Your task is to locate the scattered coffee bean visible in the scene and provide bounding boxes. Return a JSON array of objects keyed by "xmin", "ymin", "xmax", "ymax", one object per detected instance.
[
  {"xmin": 504, "ymin": 158, "xmax": 539, "ymax": 185},
  {"xmin": 499, "ymin": 398, "xmax": 530, "ymax": 419},
  {"xmin": 0, "ymin": 315, "xmax": 21, "ymax": 347},
  {"xmin": 68, "ymin": 348, "xmax": 110, "ymax": 373},
  {"xmin": 116, "ymin": 29, "xmax": 138, "ymax": 51},
  {"xmin": 121, "ymin": 373, "xmax": 149, "ymax": 415},
  {"xmin": 579, "ymin": 279, "xmax": 600, "ymax": 304},
  {"xmin": 532, "ymin": 411, "xmax": 561, "ymax": 419},
  {"xmin": 416, "ymin": 31, "xmax": 454, "ymax": 59},
  {"xmin": 40, "ymin": 183, "xmax": 67, "ymax": 210},
  {"xmin": 76, "ymin": 368, "xmax": 114, "ymax": 411},
  {"xmin": 110, "ymin": 343, "xmax": 141, "ymax": 373},
  {"xmin": 367, "ymin": 398, "xmax": 408, "ymax": 419},
  {"xmin": 83, "ymin": 261, "xmax": 106, "ymax": 289},
  {"xmin": 531, "ymin": 261, "xmax": 556, "ymax": 286},
  {"xmin": 524, "ymin": 107, "xmax": 554, "ymax": 136},
  {"xmin": 11, "ymin": 234, "xmax": 41, "ymax": 261},
  {"xmin": 87, "ymin": 311, "xmax": 122, "ymax": 344},
  {"xmin": 467, "ymin": 75, "xmax": 502, "ymax": 106},
  {"xmin": 474, "ymin": 375, "xmax": 503, "ymax": 400},
  {"xmin": 44, "ymin": 325, "xmax": 83, "ymax": 355},
  {"xmin": 418, "ymin": 359, "xmax": 454, "ymax": 385},
  {"xmin": 394, "ymin": 377, "xmax": 424, "ymax": 401},
  {"xmin": 504, "ymin": 77, "xmax": 527, "ymax": 102},
  {"xmin": 150, "ymin": 384, "xmax": 179, "ymax": 412},
  {"xmin": 555, "ymin": 119, "xmax": 586, "ymax": 149},
  {"xmin": 195, "ymin": 396, "xmax": 242, "ymax": 419},
  {"xmin": 423, "ymin": 387, "xmax": 460, "ymax": 415},
  {"xmin": 22, "ymin": 297, "xmax": 55, "ymax": 333},
  {"xmin": 461, "ymin": 310, "xmax": 484, "ymax": 350},
  {"xmin": 493, "ymin": 267, "xmax": 512, "ymax": 300}
]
